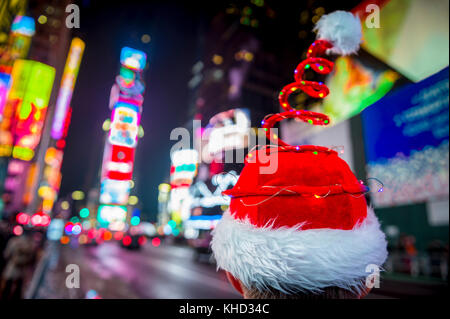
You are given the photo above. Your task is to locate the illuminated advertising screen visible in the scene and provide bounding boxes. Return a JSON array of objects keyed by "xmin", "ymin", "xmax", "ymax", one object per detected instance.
[
  {"xmin": 0, "ymin": 72, "xmax": 11, "ymax": 120},
  {"xmin": 97, "ymin": 204, "xmax": 127, "ymax": 228},
  {"xmin": 5, "ymin": 16, "xmax": 35, "ymax": 61},
  {"xmin": 281, "ymin": 54, "xmax": 401, "ymax": 144},
  {"xmin": 9, "ymin": 60, "xmax": 55, "ymax": 161},
  {"xmin": 189, "ymin": 170, "xmax": 238, "ymax": 211},
  {"xmin": 360, "ymin": 0, "xmax": 449, "ymax": 82},
  {"xmin": 362, "ymin": 68, "xmax": 449, "ymax": 207},
  {"xmin": 99, "ymin": 179, "xmax": 130, "ymax": 205},
  {"xmin": 170, "ymin": 149, "xmax": 198, "ymax": 187},
  {"xmin": 205, "ymin": 108, "xmax": 250, "ymax": 155},
  {"xmin": 10, "ymin": 15, "xmax": 35, "ymax": 36},
  {"xmin": 109, "ymin": 102, "xmax": 140, "ymax": 148},
  {"xmin": 120, "ymin": 47, "xmax": 147, "ymax": 71}
]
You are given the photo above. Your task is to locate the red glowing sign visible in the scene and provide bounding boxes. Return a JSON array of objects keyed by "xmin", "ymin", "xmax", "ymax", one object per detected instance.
[{"xmin": 102, "ymin": 144, "xmax": 135, "ymax": 181}]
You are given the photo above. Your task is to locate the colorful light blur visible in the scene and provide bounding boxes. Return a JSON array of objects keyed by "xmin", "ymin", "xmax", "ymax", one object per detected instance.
[
  {"xmin": 72, "ymin": 190, "xmax": 85, "ymax": 200},
  {"xmin": 130, "ymin": 215, "xmax": 140, "ymax": 226},
  {"xmin": 97, "ymin": 204, "xmax": 127, "ymax": 228},
  {"xmin": 122, "ymin": 235, "xmax": 132, "ymax": 246},
  {"xmin": 30, "ymin": 211, "xmax": 51, "ymax": 227},
  {"xmin": 203, "ymin": 108, "xmax": 251, "ymax": 155},
  {"xmin": 47, "ymin": 219, "xmax": 64, "ymax": 241},
  {"xmin": 0, "ymin": 72, "xmax": 11, "ymax": 121},
  {"xmin": 170, "ymin": 149, "xmax": 199, "ymax": 188},
  {"xmin": 102, "ymin": 144, "xmax": 135, "ymax": 181},
  {"xmin": 51, "ymin": 38, "xmax": 85, "ymax": 140},
  {"xmin": 16, "ymin": 212, "xmax": 29, "ymax": 225},
  {"xmin": 99, "ymin": 179, "xmax": 130, "ymax": 205},
  {"xmin": 4, "ymin": 60, "xmax": 55, "ymax": 160},
  {"xmin": 13, "ymin": 225, "xmax": 23, "ymax": 236},
  {"xmin": 79, "ymin": 207, "xmax": 89, "ymax": 218},
  {"xmin": 60, "ymin": 235, "xmax": 70, "ymax": 245},
  {"xmin": 151, "ymin": 237, "xmax": 161, "ymax": 247},
  {"xmin": 113, "ymin": 231, "xmax": 124, "ymax": 241},
  {"xmin": 120, "ymin": 47, "xmax": 147, "ymax": 71},
  {"xmin": 10, "ymin": 16, "xmax": 35, "ymax": 36},
  {"xmin": 0, "ymin": 15, "xmax": 35, "ymax": 126},
  {"xmin": 138, "ymin": 235, "xmax": 147, "ymax": 245}
]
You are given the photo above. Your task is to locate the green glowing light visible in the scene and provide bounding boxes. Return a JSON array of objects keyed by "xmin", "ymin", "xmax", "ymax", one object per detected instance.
[
  {"xmin": 79, "ymin": 208, "xmax": 89, "ymax": 218},
  {"xmin": 168, "ymin": 220, "xmax": 177, "ymax": 229},
  {"xmin": 130, "ymin": 216, "xmax": 141, "ymax": 226}
]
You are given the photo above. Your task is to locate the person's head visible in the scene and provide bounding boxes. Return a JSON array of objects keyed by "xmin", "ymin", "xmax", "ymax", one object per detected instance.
[
  {"xmin": 211, "ymin": 147, "xmax": 388, "ymax": 299},
  {"xmin": 225, "ymin": 270, "xmax": 370, "ymax": 299}
]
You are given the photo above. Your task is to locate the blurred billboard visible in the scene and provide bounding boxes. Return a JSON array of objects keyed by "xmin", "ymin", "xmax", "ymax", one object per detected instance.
[{"xmin": 362, "ymin": 67, "xmax": 449, "ymax": 207}]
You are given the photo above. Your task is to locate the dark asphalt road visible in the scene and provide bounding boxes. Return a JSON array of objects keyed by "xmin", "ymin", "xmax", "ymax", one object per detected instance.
[
  {"xmin": 36, "ymin": 241, "xmax": 241, "ymax": 299},
  {"xmin": 34, "ymin": 241, "xmax": 446, "ymax": 299}
]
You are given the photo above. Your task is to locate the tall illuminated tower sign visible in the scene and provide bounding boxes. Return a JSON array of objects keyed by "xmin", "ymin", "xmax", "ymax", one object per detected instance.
[{"xmin": 98, "ymin": 47, "xmax": 146, "ymax": 229}]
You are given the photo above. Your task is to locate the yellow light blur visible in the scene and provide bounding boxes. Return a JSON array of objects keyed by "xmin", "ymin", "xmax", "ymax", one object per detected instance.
[
  {"xmin": 244, "ymin": 52, "xmax": 254, "ymax": 61},
  {"xmin": 102, "ymin": 119, "xmax": 111, "ymax": 131},
  {"xmin": 212, "ymin": 54, "xmax": 223, "ymax": 65},
  {"xmin": 42, "ymin": 198, "xmax": 54, "ymax": 212},
  {"xmin": 158, "ymin": 183, "xmax": 171, "ymax": 193},
  {"xmin": 128, "ymin": 195, "xmax": 138, "ymax": 205},
  {"xmin": 38, "ymin": 15, "xmax": 47, "ymax": 24},
  {"xmin": 72, "ymin": 190, "xmax": 85, "ymax": 200},
  {"xmin": 138, "ymin": 125, "xmax": 144, "ymax": 138},
  {"xmin": 141, "ymin": 34, "xmax": 151, "ymax": 43},
  {"xmin": 61, "ymin": 200, "xmax": 70, "ymax": 210}
]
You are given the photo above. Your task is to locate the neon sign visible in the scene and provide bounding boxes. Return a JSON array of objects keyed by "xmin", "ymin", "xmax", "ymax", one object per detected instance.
[
  {"xmin": 170, "ymin": 149, "xmax": 199, "ymax": 187},
  {"xmin": 99, "ymin": 179, "xmax": 130, "ymax": 205},
  {"xmin": 203, "ymin": 108, "xmax": 250, "ymax": 155},
  {"xmin": 109, "ymin": 102, "xmax": 140, "ymax": 148},
  {"xmin": 51, "ymin": 38, "xmax": 85, "ymax": 140},
  {"xmin": 97, "ymin": 204, "xmax": 127, "ymax": 227},
  {"xmin": 0, "ymin": 72, "xmax": 11, "ymax": 120},
  {"xmin": 120, "ymin": 47, "xmax": 147, "ymax": 71}
]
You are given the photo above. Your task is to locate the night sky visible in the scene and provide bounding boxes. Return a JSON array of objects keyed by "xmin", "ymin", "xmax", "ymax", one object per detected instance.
[{"xmin": 59, "ymin": 1, "xmax": 216, "ymax": 220}]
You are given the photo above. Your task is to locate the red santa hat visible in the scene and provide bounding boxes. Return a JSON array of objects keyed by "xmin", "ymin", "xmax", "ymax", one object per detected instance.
[{"xmin": 211, "ymin": 11, "xmax": 387, "ymax": 295}]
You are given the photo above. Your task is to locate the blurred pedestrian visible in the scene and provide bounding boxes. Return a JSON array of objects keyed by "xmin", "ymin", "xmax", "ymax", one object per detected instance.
[
  {"xmin": 0, "ymin": 220, "xmax": 11, "ymax": 275},
  {"xmin": 0, "ymin": 230, "xmax": 34, "ymax": 299}
]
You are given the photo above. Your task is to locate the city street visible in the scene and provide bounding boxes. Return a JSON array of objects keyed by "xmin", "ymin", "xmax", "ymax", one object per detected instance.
[
  {"xmin": 35, "ymin": 242, "xmax": 240, "ymax": 299},
  {"xmin": 0, "ymin": 0, "xmax": 448, "ymax": 302}
]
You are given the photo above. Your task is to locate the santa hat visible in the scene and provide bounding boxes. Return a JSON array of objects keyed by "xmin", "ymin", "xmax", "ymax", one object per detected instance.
[{"xmin": 211, "ymin": 11, "xmax": 387, "ymax": 295}]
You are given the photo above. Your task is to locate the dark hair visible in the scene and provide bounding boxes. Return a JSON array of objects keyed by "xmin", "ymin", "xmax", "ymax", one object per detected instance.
[{"xmin": 245, "ymin": 286, "xmax": 359, "ymax": 299}]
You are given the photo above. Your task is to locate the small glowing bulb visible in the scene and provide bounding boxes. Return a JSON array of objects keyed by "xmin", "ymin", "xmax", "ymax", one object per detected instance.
[
  {"xmin": 141, "ymin": 34, "xmax": 151, "ymax": 43},
  {"xmin": 38, "ymin": 15, "xmax": 47, "ymax": 24}
]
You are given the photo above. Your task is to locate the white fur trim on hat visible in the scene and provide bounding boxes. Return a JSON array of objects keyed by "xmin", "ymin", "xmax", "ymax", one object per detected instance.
[
  {"xmin": 314, "ymin": 10, "xmax": 363, "ymax": 55},
  {"xmin": 211, "ymin": 207, "xmax": 388, "ymax": 295}
]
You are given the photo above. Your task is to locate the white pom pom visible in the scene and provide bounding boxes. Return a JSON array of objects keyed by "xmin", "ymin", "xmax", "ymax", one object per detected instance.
[{"xmin": 314, "ymin": 11, "xmax": 362, "ymax": 55}]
